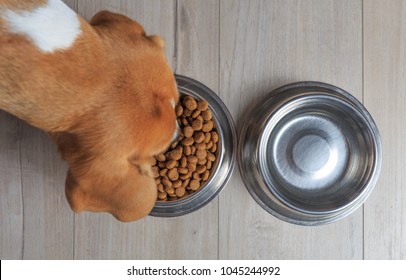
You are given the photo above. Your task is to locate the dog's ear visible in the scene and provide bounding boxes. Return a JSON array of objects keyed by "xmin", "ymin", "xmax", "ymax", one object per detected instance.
[
  {"xmin": 50, "ymin": 131, "xmax": 157, "ymax": 221},
  {"xmin": 65, "ymin": 161, "xmax": 157, "ymax": 222},
  {"xmin": 90, "ymin": 10, "xmax": 145, "ymax": 35}
]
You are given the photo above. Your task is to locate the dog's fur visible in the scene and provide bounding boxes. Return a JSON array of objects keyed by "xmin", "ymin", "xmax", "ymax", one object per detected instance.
[{"xmin": 0, "ymin": 0, "xmax": 178, "ymax": 221}]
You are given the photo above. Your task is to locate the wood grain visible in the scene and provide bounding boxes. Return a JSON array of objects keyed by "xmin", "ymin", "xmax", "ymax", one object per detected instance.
[
  {"xmin": 19, "ymin": 123, "xmax": 73, "ymax": 259},
  {"xmin": 364, "ymin": 0, "xmax": 406, "ymax": 259},
  {"xmin": 219, "ymin": 0, "xmax": 363, "ymax": 259},
  {"xmin": 0, "ymin": 113, "xmax": 23, "ymax": 259},
  {"xmin": 176, "ymin": 0, "xmax": 220, "ymax": 90}
]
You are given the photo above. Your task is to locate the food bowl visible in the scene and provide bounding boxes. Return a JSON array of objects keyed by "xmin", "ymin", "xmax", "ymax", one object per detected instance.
[
  {"xmin": 239, "ymin": 81, "xmax": 382, "ymax": 225},
  {"xmin": 150, "ymin": 75, "xmax": 237, "ymax": 217}
]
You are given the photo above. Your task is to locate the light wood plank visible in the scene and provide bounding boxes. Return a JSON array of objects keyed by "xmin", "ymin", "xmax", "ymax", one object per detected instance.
[
  {"xmin": 176, "ymin": 0, "xmax": 220, "ymax": 90},
  {"xmin": 0, "ymin": 113, "xmax": 23, "ymax": 260},
  {"xmin": 364, "ymin": 0, "xmax": 406, "ymax": 259},
  {"xmin": 19, "ymin": 123, "xmax": 73, "ymax": 259},
  {"xmin": 219, "ymin": 0, "xmax": 363, "ymax": 259},
  {"xmin": 74, "ymin": 209, "xmax": 218, "ymax": 259}
]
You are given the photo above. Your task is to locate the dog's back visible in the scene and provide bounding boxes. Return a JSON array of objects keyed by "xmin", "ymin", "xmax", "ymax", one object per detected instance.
[{"xmin": 0, "ymin": 0, "xmax": 109, "ymax": 131}]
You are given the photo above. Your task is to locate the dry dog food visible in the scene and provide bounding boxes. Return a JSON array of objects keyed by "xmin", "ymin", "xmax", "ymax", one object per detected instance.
[{"xmin": 152, "ymin": 95, "xmax": 219, "ymax": 201}]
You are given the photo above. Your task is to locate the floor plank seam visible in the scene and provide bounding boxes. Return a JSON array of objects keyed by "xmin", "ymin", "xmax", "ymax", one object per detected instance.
[
  {"xmin": 217, "ymin": 0, "xmax": 221, "ymax": 261},
  {"xmin": 361, "ymin": 0, "xmax": 365, "ymax": 260},
  {"xmin": 73, "ymin": 214, "xmax": 75, "ymax": 260},
  {"xmin": 173, "ymin": 0, "xmax": 179, "ymax": 73},
  {"xmin": 17, "ymin": 121, "xmax": 24, "ymax": 260}
]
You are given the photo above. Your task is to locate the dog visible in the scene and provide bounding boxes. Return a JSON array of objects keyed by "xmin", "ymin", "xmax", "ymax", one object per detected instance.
[{"xmin": 0, "ymin": 0, "xmax": 179, "ymax": 221}]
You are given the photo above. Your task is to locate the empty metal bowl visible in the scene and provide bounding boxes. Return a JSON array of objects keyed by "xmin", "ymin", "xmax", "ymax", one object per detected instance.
[
  {"xmin": 150, "ymin": 75, "xmax": 237, "ymax": 217},
  {"xmin": 239, "ymin": 81, "xmax": 382, "ymax": 225}
]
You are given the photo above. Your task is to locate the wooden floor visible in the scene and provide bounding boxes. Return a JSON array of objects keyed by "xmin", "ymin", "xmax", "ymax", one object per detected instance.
[{"xmin": 1, "ymin": 0, "xmax": 405, "ymax": 260}]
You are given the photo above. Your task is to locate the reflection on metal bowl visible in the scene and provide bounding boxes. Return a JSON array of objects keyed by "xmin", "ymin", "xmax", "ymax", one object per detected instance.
[{"xmin": 239, "ymin": 82, "xmax": 382, "ymax": 225}]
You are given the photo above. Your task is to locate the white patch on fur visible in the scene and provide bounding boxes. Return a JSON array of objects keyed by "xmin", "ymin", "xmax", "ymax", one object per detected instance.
[
  {"xmin": 170, "ymin": 98, "xmax": 175, "ymax": 109},
  {"xmin": 2, "ymin": 0, "xmax": 81, "ymax": 53}
]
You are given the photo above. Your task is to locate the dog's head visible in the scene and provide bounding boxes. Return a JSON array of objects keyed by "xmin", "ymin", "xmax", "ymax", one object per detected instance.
[{"xmin": 51, "ymin": 11, "xmax": 179, "ymax": 222}]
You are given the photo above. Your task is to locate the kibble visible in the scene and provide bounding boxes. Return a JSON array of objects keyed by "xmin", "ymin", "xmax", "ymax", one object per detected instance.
[
  {"xmin": 184, "ymin": 97, "xmax": 197, "ymax": 111},
  {"xmin": 206, "ymin": 160, "xmax": 212, "ymax": 170},
  {"xmin": 204, "ymin": 132, "xmax": 211, "ymax": 143},
  {"xmin": 183, "ymin": 126, "xmax": 194, "ymax": 138},
  {"xmin": 191, "ymin": 146, "xmax": 197, "ymax": 155},
  {"xmin": 166, "ymin": 160, "xmax": 177, "ymax": 169},
  {"xmin": 183, "ymin": 108, "xmax": 193, "ymax": 117},
  {"xmin": 194, "ymin": 131, "xmax": 205, "ymax": 143},
  {"xmin": 158, "ymin": 192, "xmax": 167, "ymax": 200},
  {"xmin": 211, "ymin": 131, "xmax": 219, "ymax": 143},
  {"xmin": 167, "ymin": 168, "xmax": 179, "ymax": 181},
  {"xmin": 152, "ymin": 95, "xmax": 219, "ymax": 201},
  {"xmin": 202, "ymin": 110, "xmax": 212, "ymax": 121},
  {"xmin": 175, "ymin": 105, "xmax": 183, "ymax": 117},
  {"xmin": 187, "ymin": 155, "xmax": 198, "ymax": 163},
  {"xmin": 184, "ymin": 146, "xmax": 192, "ymax": 156},
  {"xmin": 189, "ymin": 179, "xmax": 200, "ymax": 190},
  {"xmin": 196, "ymin": 149, "xmax": 207, "ymax": 160},
  {"xmin": 197, "ymin": 158, "xmax": 207, "ymax": 165},
  {"xmin": 191, "ymin": 110, "xmax": 201, "ymax": 118},
  {"xmin": 207, "ymin": 152, "xmax": 216, "ymax": 162},
  {"xmin": 202, "ymin": 120, "xmax": 214, "ymax": 132},
  {"xmin": 195, "ymin": 142, "xmax": 206, "ymax": 150},
  {"xmin": 172, "ymin": 180, "xmax": 182, "ymax": 189},
  {"xmin": 202, "ymin": 170, "xmax": 210, "ymax": 181},
  {"xmin": 182, "ymin": 137, "xmax": 194, "ymax": 146},
  {"xmin": 178, "ymin": 167, "xmax": 188, "ymax": 175},
  {"xmin": 159, "ymin": 168, "xmax": 168, "ymax": 177},
  {"xmin": 152, "ymin": 166, "xmax": 160, "ymax": 178},
  {"xmin": 162, "ymin": 178, "xmax": 172, "ymax": 188},
  {"xmin": 186, "ymin": 162, "xmax": 196, "ymax": 172},
  {"xmin": 196, "ymin": 165, "xmax": 207, "ymax": 174},
  {"xmin": 192, "ymin": 119, "xmax": 203, "ymax": 131},
  {"xmin": 197, "ymin": 100, "xmax": 209, "ymax": 111},
  {"xmin": 175, "ymin": 187, "xmax": 186, "ymax": 197},
  {"xmin": 156, "ymin": 154, "xmax": 166, "ymax": 162}
]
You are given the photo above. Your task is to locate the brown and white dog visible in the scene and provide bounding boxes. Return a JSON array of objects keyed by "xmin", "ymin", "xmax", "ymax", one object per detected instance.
[{"xmin": 0, "ymin": 0, "xmax": 179, "ymax": 221}]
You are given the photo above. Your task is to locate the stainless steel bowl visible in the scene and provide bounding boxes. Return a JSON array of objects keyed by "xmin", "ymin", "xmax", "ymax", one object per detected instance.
[
  {"xmin": 150, "ymin": 75, "xmax": 237, "ymax": 217},
  {"xmin": 239, "ymin": 81, "xmax": 382, "ymax": 225}
]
